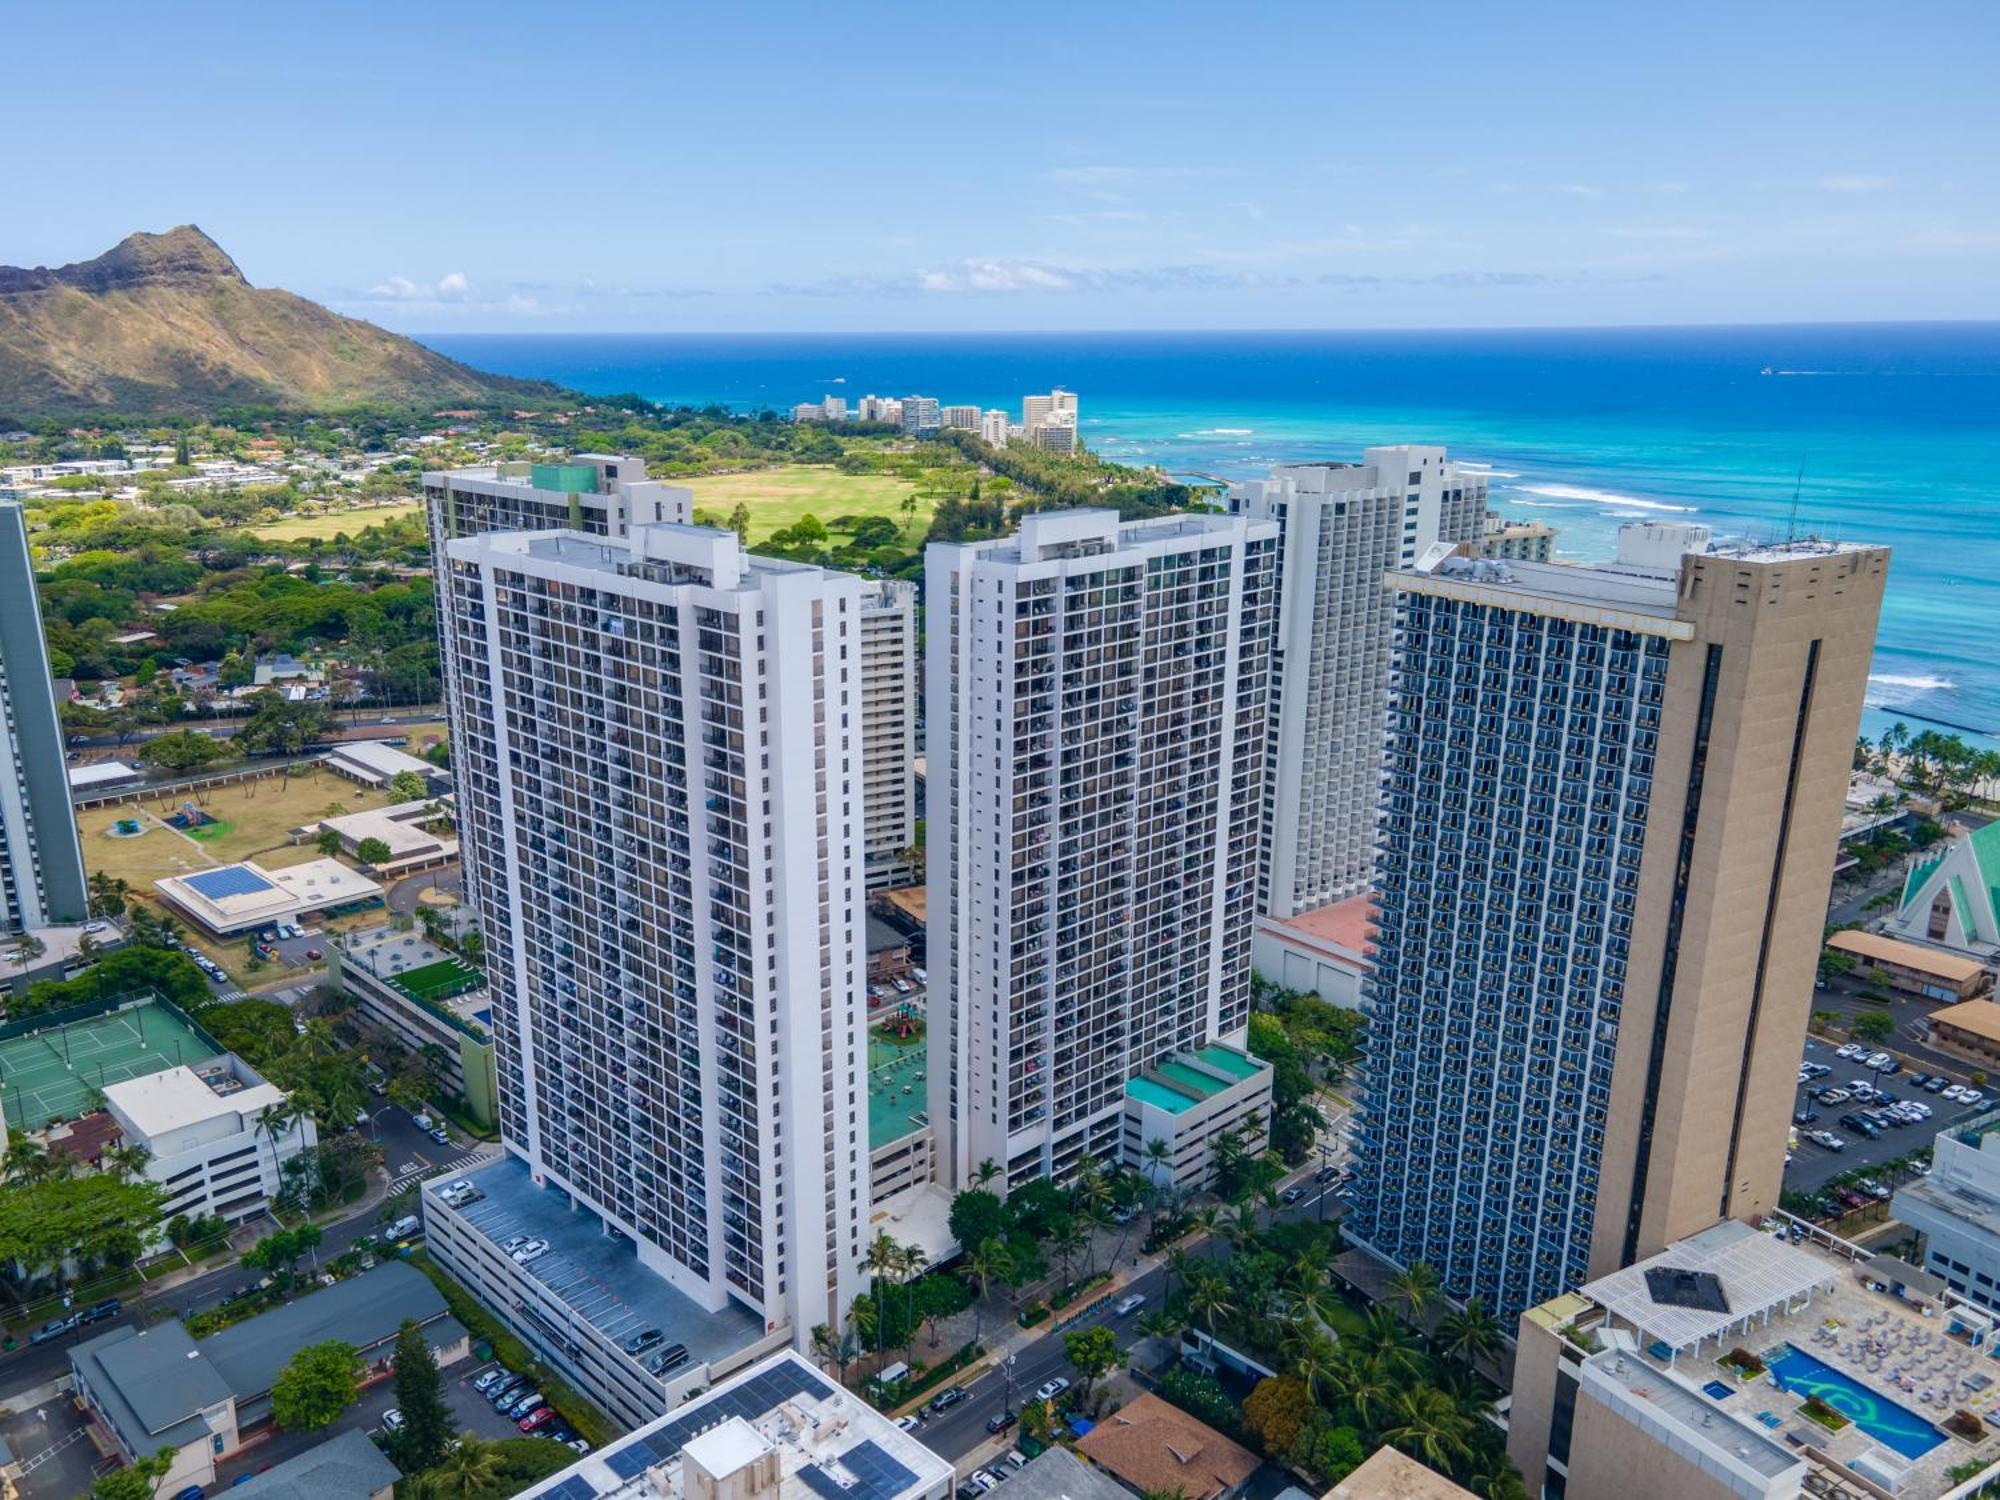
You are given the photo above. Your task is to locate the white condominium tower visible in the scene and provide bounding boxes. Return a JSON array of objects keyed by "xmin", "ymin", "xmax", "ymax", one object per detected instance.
[
  {"xmin": 926, "ymin": 509, "xmax": 1279, "ymax": 1191},
  {"xmin": 857, "ymin": 580, "xmax": 918, "ymax": 890},
  {"xmin": 425, "ymin": 454, "xmax": 691, "ymax": 542},
  {"xmin": 1226, "ymin": 447, "xmax": 1486, "ymax": 917},
  {"xmin": 439, "ymin": 520, "xmax": 870, "ymax": 1342},
  {"xmin": 0, "ymin": 500, "xmax": 88, "ymax": 931}
]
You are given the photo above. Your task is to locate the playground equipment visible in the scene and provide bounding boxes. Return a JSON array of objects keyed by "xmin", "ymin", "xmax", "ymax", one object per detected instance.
[{"xmin": 165, "ymin": 800, "xmax": 216, "ymax": 832}]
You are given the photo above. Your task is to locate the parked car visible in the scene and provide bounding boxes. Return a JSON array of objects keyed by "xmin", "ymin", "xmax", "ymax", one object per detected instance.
[
  {"xmin": 969, "ymin": 1471, "xmax": 1000, "ymax": 1494},
  {"xmin": 1837, "ymin": 1043, "xmax": 1864, "ymax": 1060},
  {"xmin": 929, "ymin": 1387, "xmax": 969, "ymax": 1415},
  {"xmin": 520, "ymin": 1407, "xmax": 557, "ymax": 1433},
  {"xmin": 511, "ymin": 1237, "xmax": 550, "ymax": 1264},
  {"xmin": 622, "ymin": 1327, "xmax": 665, "ymax": 1356},
  {"xmin": 1876, "ymin": 1058, "xmax": 1902, "ymax": 1075},
  {"xmin": 474, "ymin": 1368, "xmax": 511, "ymax": 1393},
  {"xmin": 29, "ymin": 1316, "xmax": 76, "ymax": 1345},
  {"xmin": 1314, "ymin": 1165, "xmax": 1339, "ymax": 1184},
  {"xmin": 386, "ymin": 1215, "xmax": 421, "ymax": 1241},
  {"xmin": 1792, "ymin": 1108, "xmax": 1820, "ymax": 1125},
  {"xmin": 1034, "ymin": 1377, "xmax": 1071, "ymax": 1403},
  {"xmin": 505, "ymin": 1391, "xmax": 546, "ymax": 1419},
  {"xmin": 1925, "ymin": 1076, "xmax": 1951, "ymax": 1093},
  {"xmin": 1945, "ymin": 1085, "xmax": 1971, "ymax": 1102},
  {"xmin": 383, "ymin": 1409, "xmax": 405, "ymax": 1432},
  {"xmin": 567, "ymin": 1439, "xmax": 592, "ymax": 1455},
  {"xmin": 1962, "ymin": 1092, "xmax": 1987, "ymax": 1109},
  {"xmin": 429, "ymin": 1126, "xmax": 451, "ymax": 1145},
  {"xmin": 986, "ymin": 1410, "xmax": 1018, "ymax": 1435},
  {"xmin": 894, "ymin": 1415, "xmax": 921, "ymax": 1433},
  {"xmin": 645, "ymin": 1344, "xmax": 690, "ymax": 1376}
]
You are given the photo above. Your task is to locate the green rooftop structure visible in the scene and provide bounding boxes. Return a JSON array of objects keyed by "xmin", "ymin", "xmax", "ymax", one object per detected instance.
[
  {"xmin": 1122, "ymin": 1043, "xmax": 1274, "ymax": 1192},
  {"xmin": 1888, "ymin": 819, "xmax": 2000, "ymax": 963},
  {"xmin": 529, "ymin": 462, "xmax": 603, "ymax": 494}
]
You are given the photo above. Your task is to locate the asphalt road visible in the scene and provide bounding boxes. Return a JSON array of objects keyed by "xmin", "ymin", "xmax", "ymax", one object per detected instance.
[
  {"xmin": 0, "ymin": 1104, "xmax": 482, "ymax": 1400},
  {"xmin": 911, "ymin": 1175, "xmax": 1344, "ymax": 1467},
  {"xmin": 64, "ymin": 704, "xmax": 444, "ymax": 753}
]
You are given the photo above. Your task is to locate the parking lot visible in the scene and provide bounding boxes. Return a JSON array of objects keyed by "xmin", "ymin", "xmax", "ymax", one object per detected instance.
[{"xmin": 1784, "ymin": 1033, "xmax": 1991, "ymax": 1197}]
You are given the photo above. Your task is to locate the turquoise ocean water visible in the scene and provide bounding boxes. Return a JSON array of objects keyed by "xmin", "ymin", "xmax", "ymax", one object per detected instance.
[{"xmin": 422, "ymin": 326, "xmax": 2000, "ymax": 746}]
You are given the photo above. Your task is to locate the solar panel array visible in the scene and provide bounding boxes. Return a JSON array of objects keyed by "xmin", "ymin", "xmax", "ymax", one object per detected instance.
[
  {"xmin": 600, "ymin": 1362, "xmax": 840, "ymax": 1486},
  {"xmin": 184, "ymin": 866, "xmax": 277, "ymax": 900},
  {"xmin": 541, "ymin": 1477, "xmax": 597, "ymax": 1500}
]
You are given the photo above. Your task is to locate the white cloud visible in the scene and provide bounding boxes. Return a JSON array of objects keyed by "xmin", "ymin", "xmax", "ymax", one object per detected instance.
[
  {"xmin": 1820, "ymin": 174, "xmax": 1894, "ymax": 192},
  {"xmin": 366, "ymin": 271, "xmax": 474, "ymax": 302}
]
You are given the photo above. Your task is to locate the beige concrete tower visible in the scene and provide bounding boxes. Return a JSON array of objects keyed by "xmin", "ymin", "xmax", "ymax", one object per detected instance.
[
  {"xmin": 1352, "ymin": 523, "xmax": 1888, "ymax": 1318},
  {"xmin": 1592, "ymin": 534, "xmax": 1890, "ymax": 1273}
]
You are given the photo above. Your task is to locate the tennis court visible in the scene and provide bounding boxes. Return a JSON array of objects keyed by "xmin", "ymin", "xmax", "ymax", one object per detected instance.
[
  {"xmin": 0, "ymin": 1000, "xmax": 220, "ymax": 1131},
  {"xmin": 390, "ymin": 956, "xmax": 484, "ymax": 1004}
]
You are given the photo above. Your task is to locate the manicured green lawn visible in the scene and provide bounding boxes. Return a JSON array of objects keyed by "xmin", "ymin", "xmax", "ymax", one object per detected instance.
[
  {"xmin": 682, "ymin": 466, "xmax": 931, "ymax": 544},
  {"xmin": 247, "ymin": 500, "xmax": 424, "ymax": 540}
]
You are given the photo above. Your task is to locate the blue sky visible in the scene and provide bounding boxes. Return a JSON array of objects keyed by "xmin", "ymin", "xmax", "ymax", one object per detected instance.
[{"xmin": 8, "ymin": 1, "xmax": 1998, "ymax": 332}]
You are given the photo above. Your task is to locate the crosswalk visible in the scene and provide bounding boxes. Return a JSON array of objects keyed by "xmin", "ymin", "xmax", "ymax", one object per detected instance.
[{"xmin": 386, "ymin": 1146, "xmax": 497, "ymax": 1194}]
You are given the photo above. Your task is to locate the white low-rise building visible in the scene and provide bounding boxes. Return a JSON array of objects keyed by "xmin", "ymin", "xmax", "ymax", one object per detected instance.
[
  {"xmin": 153, "ymin": 858, "xmax": 382, "ymax": 936},
  {"xmin": 518, "ymin": 1349, "xmax": 954, "ymax": 1500},
  {"xmin": 1121, "ymin": 1044, "xmax": 1273, "ymax": 1192},
  {"xmin": 323, "ymin": 738, "xmax": 437, "ymax": 790},
  {"xmin": 102, "ymin": 1057, "xmax": 317, "ymax": 1227}
]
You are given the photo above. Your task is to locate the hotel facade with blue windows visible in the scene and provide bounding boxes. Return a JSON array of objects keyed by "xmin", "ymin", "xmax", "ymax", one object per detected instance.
[{"xmin": 1349, "ymin": 523, "xmax": 1889, "ymax": 1319}]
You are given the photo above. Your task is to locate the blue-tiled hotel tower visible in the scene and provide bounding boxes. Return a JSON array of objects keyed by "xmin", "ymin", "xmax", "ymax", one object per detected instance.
[{"xmin": 1349, "ymin": 531, "xmax": 1889, "ymax": 1318}]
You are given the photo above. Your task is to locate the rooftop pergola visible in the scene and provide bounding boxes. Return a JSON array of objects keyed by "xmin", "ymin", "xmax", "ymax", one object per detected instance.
[{"xmin": 1582, "ymin": 1220, "xmax": 1842, "ymax": 1360}]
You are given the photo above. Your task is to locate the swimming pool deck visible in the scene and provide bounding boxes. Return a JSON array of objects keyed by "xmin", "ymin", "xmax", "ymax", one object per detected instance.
[
  {"xmin": 1621, "ymin": 1248, "xmax": 2000, "ymax": 1495},
  {"xmin": 867, "ymin": 1033, "xmax": 927, "ymax": 1150}
]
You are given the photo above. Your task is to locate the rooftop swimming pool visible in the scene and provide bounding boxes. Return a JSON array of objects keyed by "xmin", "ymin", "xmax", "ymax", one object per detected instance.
[{"xmin": 1770, "ymin": 1344, "xmax": 1945, "ymax": 1460}]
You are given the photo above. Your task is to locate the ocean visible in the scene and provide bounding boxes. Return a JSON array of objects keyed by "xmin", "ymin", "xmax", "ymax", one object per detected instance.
[{"xmin": 421, "ymin": 325, "xmax": 2000, "ymax": 747}]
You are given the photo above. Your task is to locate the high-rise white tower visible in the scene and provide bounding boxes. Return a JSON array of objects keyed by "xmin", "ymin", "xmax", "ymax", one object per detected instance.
[
  {"xmin": 0, "ymin": 499, "xmax": 87, "ymax": 932},
  {"xmin": 1227, "ymin": 446, "xmax": 1486, "ymax": 918},
  {"xmin": 439, "ymin": 520, "xmax": 870, "ymax": 1342},
  {"xmin": 857, "ymin": 580, "xmax": 917, "ymax": 891},
  {"xmin": 925, "ymin": 509, "xmax": 1279, "ymax": 1192}
]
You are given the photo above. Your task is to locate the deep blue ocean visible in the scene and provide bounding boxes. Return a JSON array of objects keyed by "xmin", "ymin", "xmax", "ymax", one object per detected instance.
[{"xmin": 421, "ymin": 326, "xmax": 2000, "ymax": 747}]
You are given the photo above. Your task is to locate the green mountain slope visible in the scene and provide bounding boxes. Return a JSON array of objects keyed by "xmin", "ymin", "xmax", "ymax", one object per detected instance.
[{"xmin": 0, "ymin": 226, "xmax": 545, "ymax": 417}]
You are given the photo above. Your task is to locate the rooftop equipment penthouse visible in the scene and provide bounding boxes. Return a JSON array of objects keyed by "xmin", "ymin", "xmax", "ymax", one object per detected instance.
[
  {"xmin": 424, "ymin": 453, "xmax": 692, "ymax": 541},
  {"xmin": 517, "ymin": 1350, "xmax": 954, "ymax": 1500}
]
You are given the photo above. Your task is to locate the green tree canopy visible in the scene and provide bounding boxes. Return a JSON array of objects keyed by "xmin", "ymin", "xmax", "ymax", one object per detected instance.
[
  {"xmin": 392, "ymin": 1318, "xmax": 454, "ymax": 1470},
  {"xmin": 271, "ymin": 1339, "xmax": 361, "ymax": 1430}
]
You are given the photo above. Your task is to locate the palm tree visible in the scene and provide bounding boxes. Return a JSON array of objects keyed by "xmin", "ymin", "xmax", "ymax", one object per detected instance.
[
  {"xmin": 1359, "ymin": 1304, "xmax": 1425, "ymax": 1380},
  {"xmin": 863, "ymin": 1233, "xmax": 905, "ymax": 1352},
  {"xmin": 1386, "ymin": 1260, "xmax": 1443, "ymax": 1330},
  {"xmin": 1052, "ymin": 1218, "xmax": 1087, "ymax": 1291},
  {"xmin": 1184, "ymin": 1272, "xmax": 1235, "ymax": 1338},
  {"xmin": 1135, "ymin": 1306, "xmax": 1181, "ymax": 1356},
  {"xmin": 419, "ymin": 1436, "xmax": 504, "ymax": 1499},
  {"xmin": 973, "ymin": 1157, "xmax": 1003, "ymax": 1190},
  {"xmin": 1383, "ymin": 1386, "xmax": 1473, "ymax": 1474},
  {"xmin": 1329, "ymin": 1348, "xmax": 1395, "ymax": 1430},
  {"xmin": 1162, "ymin": 1246, "xmax": 1192, "ymax": 1305},
  {"xmin": 1437, "ymin": 1296, "xmax": 1506, "ymax": 1372},
  {"xmin": 959, "ymin": 1236, "xmax": 1013, "ymax": 1350},
  {"xmin": 103, "ymin": 1143, "xmax": 153, "ymax": 1181},
  {"xmin": 1288, "ymin": 1327, "xmax": 1341, "ymax": 1405},
  {"xmin": 811, "ymin": 1323, "xmax": 841, "ymax": 1376},
  {"xmin": 5, "ymin": 931, "xmax": 47, "ymax": 973}
]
